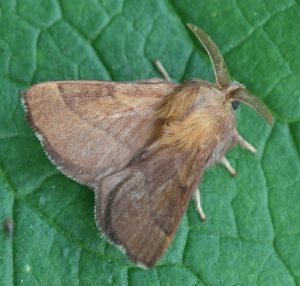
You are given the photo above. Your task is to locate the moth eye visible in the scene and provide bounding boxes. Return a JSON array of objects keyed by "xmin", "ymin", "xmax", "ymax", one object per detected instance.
[{"xmin": 231, "ymin": 100, "xmax": 240, "ymax": 110}]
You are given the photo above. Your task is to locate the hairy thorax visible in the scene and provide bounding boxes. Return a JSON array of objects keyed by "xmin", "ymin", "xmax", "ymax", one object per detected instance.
[{"xmin": 157, "ymin": 80, "xmax": 237, "ymax": 160}]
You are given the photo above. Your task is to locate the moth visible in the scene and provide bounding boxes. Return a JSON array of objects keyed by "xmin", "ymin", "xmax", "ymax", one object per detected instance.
[{"xmin": 21, "ymin": 24, "xmax": 273, "ymax": 267}]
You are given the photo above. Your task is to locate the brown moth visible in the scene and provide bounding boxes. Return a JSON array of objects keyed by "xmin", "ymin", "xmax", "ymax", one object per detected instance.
[{"xmin": 21, "ymin": 23, "xmax": 273, "ymax": 268}]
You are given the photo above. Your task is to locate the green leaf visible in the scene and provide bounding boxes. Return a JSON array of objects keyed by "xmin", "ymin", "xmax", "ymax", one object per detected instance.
[{"xmin": 1, "ymin": 0, "xmax": 300, "ymax": 285}]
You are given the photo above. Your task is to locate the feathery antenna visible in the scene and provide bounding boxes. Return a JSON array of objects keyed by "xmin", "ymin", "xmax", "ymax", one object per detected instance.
[
  {"xmin": 187, "ymin": 23, "xmax": 230, "ymax": 89},
  {"xmin": 234, "ymin": 89, "xmax": 274, "ymax": 124},
  {"xmin": 188, "ymin": 23, "xmax": 273, "ymax": 124}
]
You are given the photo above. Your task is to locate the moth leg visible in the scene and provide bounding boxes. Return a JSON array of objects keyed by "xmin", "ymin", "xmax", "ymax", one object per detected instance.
[
  {"xmin": 221, "ymin": 134, "xmax": 256, "ymax": 176},
  {"xmin": 238, "ymin": 134, "xmax": 257, "ymax": 154},
  {"xmin": 154, "ymin": 60, "xmax": 172, "ymax": 82},
  {"xmin": 194, "ymin": 189, "xmax": 206, "ymax": 222},
  {"xmin": 221, "ymin": 156, "xmax": 237, "ymax": 176}
]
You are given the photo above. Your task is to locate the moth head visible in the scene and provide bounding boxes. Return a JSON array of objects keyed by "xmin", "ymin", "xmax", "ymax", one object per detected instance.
[{"xmin": 187, "ymin": 23, "xmax": 273, "ymax": 124}]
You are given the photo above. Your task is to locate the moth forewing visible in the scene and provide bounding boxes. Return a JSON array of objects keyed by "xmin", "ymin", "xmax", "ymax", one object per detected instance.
[
  {"xmin": 95, "ymin": 145, "xmax": 210, "ymax": 267},
  {"xmin": 22, "ymin": 80, "xmax": 177, "ymax": 186}
]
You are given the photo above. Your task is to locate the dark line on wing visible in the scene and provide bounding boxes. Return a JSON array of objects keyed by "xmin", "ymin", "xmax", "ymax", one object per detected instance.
[{"xmin": 101, "ymin": 176, "xmax": 131, "ymax": 245}]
